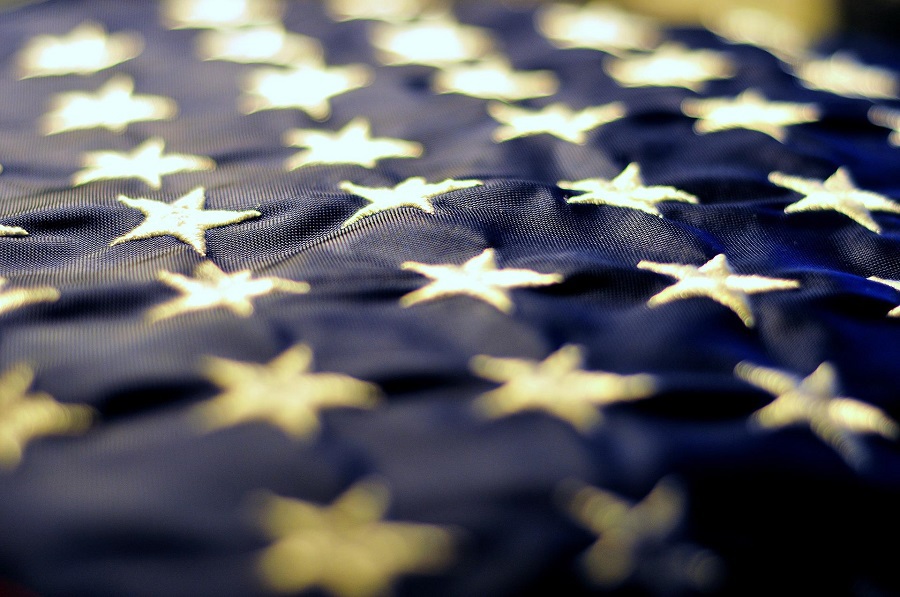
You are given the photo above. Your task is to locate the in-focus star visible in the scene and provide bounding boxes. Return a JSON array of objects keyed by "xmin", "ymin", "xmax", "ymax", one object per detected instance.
[
  {"xmin": 195, "ymin": 24, "xmax": 323, "ymax": 65},
  {"xmin": 470, "ymin": 344, "xmax": 655, "ymax": 431},
  {"xmin": 736, "ymin": 361, "xmax": 899, "ymax": 467},
  {"xmin": 41, "ymin": 75, "xmax": 177, "ymax": 135},
  {"xmin": 284, "ymin": 118, "xmax": 422, "ymax": 170},
  {"xmin": 256, "ymin": 480, "xmax": 455, "ymax": 597},
  {"xmin": 370, "ymin": 15, "xmax": 493, "ymax": 66},
  {"xmin": 162, "ymin": 0, "xmax": 282, "ymax": 29},
  {"xmin": 488, "ymin": 101, "xmax": 626, "ymax": 144},
  {"xmin": 0, "ymin": 363, "xmax": 94, "ymax": 469},
  {"xmin": 790, "ymin": 52, "xmax": 898, "ymax": 100},
  {"xmin": 605, "ymin": 43, "xmax": 735, "ymax": 91},
  {"xmin": 338, "ymin": 176, "xmax": 481, "ymax": 227},
  {"xmin": 561, "ymin": 162, "xmax": 698, "ymax": 216},
  {"xmin": 868, "ymin": 106, "xmax": 900, "ymax": 147},
  {"xmin": 681, "ymin": 89, "xmax": 819, "ymax": 142},
  {"xmin": 637, "ymin": 254, "xmax": 800, "ymax": 327},
  {"xmin": 73, "ymin": 138, "xmax": 215, "ymax": 189},
  {"xmin": 400, "ymin": 248, "xmax": 562, "ymax": 313},
  {"xmin": 241, "ymin": 62, "xmax": 372, "ymax": 121},
  {"xmin": 706, "ymin": 7, "xmax": 809, "ymax": 63},
  {"xmin": 326, "ymin": 0, "xmax": 445, "ymax": 22},
  {"xmin": 194, "ymin": 344, "xmax": 379, "ymax": 439},
  {"xmin": 0, "ymin": 224, "xmax": 27, "ymax": 237},
  {"xmin": 148, "ymin": 261, "xmax": 309, "ymax": 322},
  {"xmin": 432, "ymin": 55, "xmax": 559, "ymax": 101},
  {"xmin": 17, "ymin": 21, "xmax": 143, "ymax": 79},
  {"xmin": 868, "ymin": 276, "xmax": 900, "ymax": 317},
  {"xmin": 0, "ymin": 276, "xmax": 60, "ymax": 317},
  {"xmin": 536, "ymin": 1, "xmax": 659, "ymax": 55},
  {"xmin": 769, "ymin": 167, "xmax": 900, "ymax": 234},
  {"xmin": 111, "ymin": 187, "xmax": 260, "ymax": 256}
]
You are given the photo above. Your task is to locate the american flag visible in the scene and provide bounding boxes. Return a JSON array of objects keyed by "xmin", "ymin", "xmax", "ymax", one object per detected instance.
[{"xmin": 0, "ymin": 1, "xmax": 899, "ymax": 595}]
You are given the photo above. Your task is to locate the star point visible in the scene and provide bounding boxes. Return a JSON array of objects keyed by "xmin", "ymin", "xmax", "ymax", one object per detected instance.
[
  {"xmin": 637, "ymin": 254, "xmax": 800, "ymax": 327},
  {"xmin": 868, "ymin": 276, "xmax": 900, "ymax": 317},
  {"xmin": 605, "ymin": 43, "xmax": 736, "ymax": 91},
  {"xmin": 162, "ymin": 0, "xmax": 282, "ymax": 29},
  {"xmin": 868, "ymin": 106, "xmax": 900, "ymax": 147},
  {"xmin": 0, "ymin": 225, "xmax": 28, "ymax": 238},
  {"xmin": 371, "ymin": 15, "xmax": 493, "ymax": 67},
  {"xmin": 400, "ymin": 248, "xmax": 562, "ymax": 313},
  {"xmin": 488, "ymin": 101, "xmax": 626, "ymax": 144},
  {"xmin": 681, "ymin": 89, "xmax": 819, "ymax": 142},
  {"xmin": 536, "ymin": 1, "xmax": 660, "ymax": 55},
  {"xmin": 0, "ymin": 277, "xmax": 60, "ymax": 317},
  {"xmin": 17, "ymin": 21, "xmax": 143, "ymax": 79},
  {"xmin": 285, "ymin": 118, "xmax": 422, "ymax": 170},
  {"xmin": 73, "ymin": 138, "xmax": 215, "ymax": 189},
  {"xmin": 196, "ymin": 24, "xmax": 323, "ymax": 65},
  {"xmin": 791, "ymin": 52, "xmax": 898, "ymax": 100},
  {"xmin": 432, "ymin": 55, "xmax": 559, "ymax": 101},
  {"xmin": 338, "ymin": 176, "xmax": 481, "ymax": 227},
  {"xmin": 561, "ymin": 162, "xmax": 698, "ymax": 216}
]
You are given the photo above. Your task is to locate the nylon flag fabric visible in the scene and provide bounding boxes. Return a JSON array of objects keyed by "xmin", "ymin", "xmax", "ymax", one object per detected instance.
[{"xmin": 2, "ymin": 1, "xmax": 900, "ymax": 595}]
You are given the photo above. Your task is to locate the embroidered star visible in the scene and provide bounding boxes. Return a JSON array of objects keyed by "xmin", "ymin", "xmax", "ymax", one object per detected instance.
[
  {"xmin": 0, "ymin": 224, "xmax": 27, "ymax": 238},
  {"xmin": 72, "ymin": 138, "xmax": 215, "ymax": 189},
  {"xmin": 706, "ymin": 7, "xmax": 809, "ymax": 63},
  {"xmin": 400, "ymin": 248, "xmax": 562, "ymax": 313},
  {"xmin": 868, "ymin": 276, "xmax": 900, "ymax": 317},
  {"xmin": 17, "ymin": 21, "xmax": 143, "ymax": 79},
  {"xmin": 561, "ymin": 162, "xmax": 698, "ymax": 217},
  {"xmin": 241, "ymin": 62, "xmax": 372, "ymax": 121},
  {"xmin": 326, "ymin": 0, "xmax": 443, "ymax": 22},
  {"xmin": 868, "ymin": 106, "xmax": 900, "ymax": 147},
  {"xmin": 41, "ymin": 75, "xmax": 177, "ymax": 135},
  {"xmin": 0, "ymin": 276, "xmax": 60, "ymax": 317},
  {"xmin": 736, "ymin": 361, "xmax": 899, "ymax": 467},
  {"xmin": 432, "ymin": 55, "xmax": 559, "ymax": 101},
  {"xmin": 148, "ymin": 261, "xmax": 309, "ymax": 322},
  {"xmin": 488, "ymin": 101, "xmax": 626, "ymax": 144},
  {"xmin": 791, "ymin": 52, "xmax": 898, "ymax": 100},
  {"xmin": 338, "ymin": 177, "xmax": 481, "ymax": 227},
  {"xmin": 681, "ymin": 89, "xmax": 819, "ymax": 142},
  {"xmin": 370, "ymin": 15, "xmax": 493, "ymax": 67},
  {"xmin": 256, "ymin": 480, "xmax": 455, "ymax": 597},
  {"xmin": 0, "ymin": 363, "xmax": 94, "ymax": 469},
  {"xmin": 110, "ymin": 187, "xmax": 260, "ymax": 256},
  {"xmin": 535, "ymin": 1, "xmax": 660, "ymax": 55},
  {"xmin": 637, "ymin": 254, "xmax": 800, "ymax": 327},
  {"xmin": 470, "ymin": 345, "xmax": 655, "ymax": 431},
  {"xmin": 769, "ymin": 167, "xmax": 900, "ymax": 234},
  {"xmin": 162, "ymin": 0, "xmax": 282, "ymax": 29},
  {"xmin": 605, "ymin": 44, "xmax": 735, "ymax": 91},
  {"xmin": 195, "ymin": 25, "xmax": 323, "ymax": 66},
  {"xmin": 284, "ymin": 118, "xmax": 422, "ymax": 170}
]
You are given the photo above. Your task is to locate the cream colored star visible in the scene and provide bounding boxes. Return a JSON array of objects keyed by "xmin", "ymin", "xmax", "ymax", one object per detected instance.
[
  {"xmin": 370, "ymin": 15, "xmax": 493, "ymax": 67},
  {"xmin": 284, "ymin": 118, "xmax": 422, "ymax": 170},
  {"xmin": 432, "ymin": 55, "xmax": 558, "ymax": 101},
  {"xmin": 471, "ymin": 345, "xmax": 655, "ymax": 432},
  {"xmin": 769, "ymin": 167, "xmax": 900, "ymax": 234},
  {"xmin": 338, "ymin": 177, "xmax": 481, "ymax": 227},
  {"xmin": 41, "ymin": 75, "xmax": 177, "ymax": 135},
  {"xmin": 111, "ymin": 187, "xmax": 261, "ymax": 256},
  {"xmin": 194, "ymin": 344, "xmax": 379, "ymax": 439},
  {"xmin": 0, "ymin": 276, "xmax": 60, "ymax": 316},
  {"xmin": 736, "ymin": 361, "xmax": 899, "ymax": 467},
  {"xmin": 241, "ymin": 62, "xmax": 372, "ymax": 121},
  {"xmin": 488, "ymin": 101, "xmax": 626, "ymax": 144},
  {"xmin": 326, "ymin": 0, "xmax": 445, "ymax": 22},
  {"xmin": 162, "ymin": 0, "xmax": 282, "ymax": 29},
  {"xmin": 637, "ymin": 254, "xmax": 800, "ymax": 327},
  {"xmin": 681, "ymin": 89, "xmax": 819, "ymax": 142},
  {"xmin": 561, "ymin": 163, "xmax": 698, "ymax": 216},
  {"xmin": 0, "ymin": 224, "xmax": 27, "ymax": 238},
  {"xmin": 400, "ymin": 248, "xmax": 562, "ymax": 313},
  {"xmin": 869, "ymin": 276, "xmax": 900, "ymax": 317},
  {"xmin": 868, "ymin": 106, "xmax": 900, "ymax": 147},
  {"xmin": 148, "ymin": 261, "xmax": 309, "ymax": 322},
  {"xmin": 256, "ymin": 480, "xmax": 455, "ymax": 597},
  {"xmin": 535, "ymin": 1, "xmax": 660, "ymax": 55},
  {"xmin": 605, "ymin": 44, "xmax": 735, "ymax": 91},
  {"xmin": 791, "ymin": 52, "xmax": 898, "ymax": 100},
  {"xmin": 195, "ymin": 25, "xmax": 323, "ymax": 66},
  {"xmin": 73, "ymin": 138, "xmax": 215, "ymax": 189},
  {"xmin": 0, "ymin": 363, "xmax": 94, "ymax": 469},
  {"xmin": 17, "ymin": 21, "xmax": 143, "ymax": 79},
  {"xmin": 706, "ymin": 7, "xmax": 809, "ymax": 63}
]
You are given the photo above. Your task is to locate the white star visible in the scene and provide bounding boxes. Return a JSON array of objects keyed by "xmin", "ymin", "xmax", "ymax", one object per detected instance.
[
  {"xmin": 195, "ymin": 25, "xmax": 323, "ymax": 66},
  {"xmin": 432, "ymin": 55, "xmax": 559, "ymax": 101},
  {"xmin": 681, "ymin": 89, "xmax": 819, "ymax": 142},
  {"xmin": 284, "ymin": 118, "xmax": 422, "ymax": 170},
  {"xmin": 637, "ymin": 254, "xmax": 800, "ymax": 327},
  {"xmin": 0, "ymin": 277, "xmax": 60, "ymax": 317},
  {"xmin": 561, "ymin": 163, "xmax": 698, "ymax": 216},
  {"xmin": 488, "ymin": 101, "xmax": 626, "ymax": 144},
  {"xmin": 791, "ymin": 52, "xmax": 898, "ymax": 100},
  {"xmin": 769, "ymin": 167, "xmax": 900, "ymax": 234},
  {"xmin": 72, "ymin": 138, "xmax": 215, "ymax": 189},
  {"xmin": 0, "ymin": 224, "xmax": 27, "ymax": 238},
  {"xmin": 706, "ymin": 7, "xmax": 809, "ymax": 63},
  {"xmin": 605, "ymin": 43, "xmax": 735, "ymax": 91},
  {"xmin": 400, "ymin": 248, "xmax": 563, "ymax": 313},
  {"xmin": 17, "ymin": 21, "xmax": 143, "ymax": 79},
  {"xmin": 111, "ymin": 187, "xmax": 261, "ymax": 256},
  {"xmin": 868, "ymin": 276, "xmax": 900, "ymax": 317},
  {"xmin": 536, "ymin": 1, "xmax": 660, "ymax": 55},
  {"xmin": 41, "ymin": 75, "xmax": 177, "ymax": 135},
  {"xmin": 241, "ymin": 62, "xmax": 372, "ymax": 121},
  {"xmin": 869, "ymin": 106, "xmax": 900, "ymax": 147},
  {"xmin": 338, "ymin": 177, "xmax": 481, "ymax": 227},
  {"xmin": 370, "ymin": 15, "xmax": 493, "ymax": 67},
  {"xmin": 326, "ymin": 0, "xmax": 445, "ymax": 22},
  {"xmin": 162, "ymin": 0, "xmax": 282, "ymax": 29},
  {"xmin": 148, "ymin": 261, "xmax": 309, "ymax": 322},
  {"xmin": 736, "ymin": 361, "xmax": 899, "ymax": 468}
]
